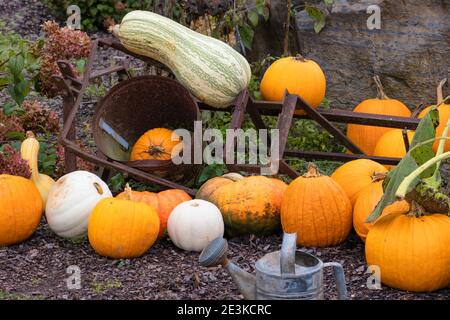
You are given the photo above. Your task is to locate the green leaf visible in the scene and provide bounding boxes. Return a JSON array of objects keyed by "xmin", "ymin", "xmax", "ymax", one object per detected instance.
[
  {"xmin": 368, "ymin": 109, "xmax": 440, "ymax": 222},
  {"xmin": 5, "ymin": 131, "xmax": 25, "ymax": 140},
  {"xmin": 110, "ymin": 173, "xmax": 125, "ymax": 193},
  {"xmin": 247, "ymin": 10, "xmax": 259, "ymax": 27},
  {"xmin": 198, "ymin": 164, "xmax": 226, "ymax": 185},
  {"xmin": 238, "ymin": 23, "xmax": 254, "ymax": 50},
  {"xmin": 324, "ymin": 0, "xmax": 334, "ymax": 5},
  {"xmin": 75, "ymin": 59, "xmax": 86, "ymax": 74},
  {"xmin": 305, "ymin": 6, "xmax": 326, "ymax": 33},
  {"xmin": 368, "ymin": 155, "xmax": 419, "ymax": 222}
]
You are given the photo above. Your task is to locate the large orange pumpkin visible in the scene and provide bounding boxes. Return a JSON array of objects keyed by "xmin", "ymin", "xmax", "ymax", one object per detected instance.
[
  {"xmin": 88, "ymin": 195, "xmax": 160, "ymax": 259},
  {"xmin": 0, "ymin": 174, "xmax": 43, "ymax": 245},
  {"xmin": 373, "ymin": 129, "xmax": 414, "ymax": 169},
  {"xmin": 130, "ymin": 128, "xmax": 182, "ymax": 161},
  {"xmin": 116, "ymin": 184, "xmax": 191, "ymax": 238},
  {"xmin": 346, "ymin": 76, "xmax": 411, "ymax": 155},
  {"xmin": 418, "ymin": 78, "xmax": 449, "ymax": 152},
  {"xmin": 365, "ymin": 203, "xmax": 450, "ymax": 292},
  {"xmin": 353, "ymin": 176, "xmax": 409, "ymax": 241},
  {"xmin": 196, "ymin": 173, "xmax": 287, "ymax": 237},
  {"xmin": 281, "ymin": 163, "xmax": 352, "ymax": 247},
  {"xmin": 331, "ymin": 159, "xmax": 387, "ymax": 205},
  {"xmin": 260, "ymin": 55, "xmax": 326, "ymax": 109}
]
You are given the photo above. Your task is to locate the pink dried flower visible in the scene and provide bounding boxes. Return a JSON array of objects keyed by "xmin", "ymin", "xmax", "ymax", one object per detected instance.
[{"xmin": 0, "ymin": 144, "xmax": 32, "ymax": 178}]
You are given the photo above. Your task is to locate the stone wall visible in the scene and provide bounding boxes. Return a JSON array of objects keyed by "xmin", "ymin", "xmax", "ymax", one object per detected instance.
[{"xmin": 250, "ymin": 0, "xmax": 449, "ymax": 111}]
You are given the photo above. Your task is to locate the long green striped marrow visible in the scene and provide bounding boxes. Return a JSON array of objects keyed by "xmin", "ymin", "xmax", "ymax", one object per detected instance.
[{"xmin": 112, "ymin": 11, "xmax": 251, "ymax": 108}]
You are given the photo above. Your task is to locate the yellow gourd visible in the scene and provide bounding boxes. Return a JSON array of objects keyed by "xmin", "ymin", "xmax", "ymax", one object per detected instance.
[{"xmin": 20, "ymin": 131, "xmax": 55, "ymax": 206}]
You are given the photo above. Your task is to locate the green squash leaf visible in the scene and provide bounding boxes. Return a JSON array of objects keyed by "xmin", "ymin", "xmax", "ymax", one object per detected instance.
[{"xmin": 368, "ymin": 109, "xmax": 439, "ymax": 222}]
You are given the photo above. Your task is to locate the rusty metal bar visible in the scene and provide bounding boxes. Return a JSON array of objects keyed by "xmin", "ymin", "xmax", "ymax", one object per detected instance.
[
  {"xmin": 198, "ymin": 103, "xmax": 420, "ymax": 129},
  {"xmin": 402, "ymin": 127, "xmax": 410, "ymax": 152},
  {"xmin": 62, "ymin": 140, "xmax": 196, "ymax": 196},
  {"xmin": 284, "ymin": 149, "xmax": 402, "ymax": 165},
  {"xmin": 294, "ymin": 95, "xmax": 365, "ymax": 155}
]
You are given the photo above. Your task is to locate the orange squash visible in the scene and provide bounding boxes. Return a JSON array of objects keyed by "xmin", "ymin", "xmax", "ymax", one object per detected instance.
[
  {"xmin": 260, "ymin": 55, "xmax": 326, "ymax": 109},
  {"xmin": 116, "ymin": 184, "xmax": 191, "ymax": 238},
  {"xmin": 281, "ymin": 163, "xmax": 352, "ymax": 247},
  {"xmin": 373, "ymin": 129, "xmax": 414, "ymax": 169},
  {"xmin": 366, "ymin": 203, "xmax": 450, "ymax": 292},
  {"xmin": 196, "ymin": 173, "xmax": 287, "ymax": 237},
  {"xmin": 346, "ymin": 76, "xmax": 411, "ymax": 155},
  {"xmin": 0, "ymin": 174, "xmax": 43, "ymax": 245},
  {"xmin": 418, "ymin": 79, "xmax": 449, "ymax": 152},
  {"xmin": 130, "ymin": 128, "xmax": 182, "ymax": 161},
  {"xmin": 88, "ymin": 194, "xmax": 160, "ymax": 259},
  {"xmin": 331, "ymin": 159, "xmax": 387, "ymax": 205},
  {"xmin": 353, "ymin": 176, "xmax": 409, "ymax": 241}
]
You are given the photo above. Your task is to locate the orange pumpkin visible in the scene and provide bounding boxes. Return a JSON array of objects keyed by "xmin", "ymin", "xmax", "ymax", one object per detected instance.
[
  {"xmin": 260, "ymin": 55, "xmax": 326, "ymax": 109},
  {"xmin": 331, "ymin": 159, "xmax": 387, "ymax": 205},
  {"xmin": 130, "ymin": 128, "xmax": 182, "ymax": 161},
  {"xmin": 196, "ymin": 173, "xmax": 287, "ymax": 237},
  {"xmin": 353, "ymin": 176, "xmax": 409, "ymax": 241},
  {"xmin": 373, "ymin": 129, "xmax": 414, "ymax": 169},
  {"xmin": 0, "ymin": 174, "xmax": 43, "ymax": 245},
  {"xmin": 281, "ymin": 163, "xmax": 352, "ymax": 247},
  {"xmin": 346, "ymin": 76, "xmax": 411, "ymax": 155},
  {"xmin": 418, "ymin": 79, "xmax": 449, "ymax": 152},
  {"xmin": 116, "ymin": 184, "xmax": 191, "ymax": 238},
  {"xmin": 366, "ymin": 203, "xmax": 450, "ymax": 292},
  {"xmin": 88, "ymin": 195, "xmax": 160, "ymax": 259}
]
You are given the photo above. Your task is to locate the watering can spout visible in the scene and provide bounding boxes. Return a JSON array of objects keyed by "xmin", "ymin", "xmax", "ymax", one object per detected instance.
[
  {"xmin": 198, "ymin": 237, "xmax": 256, "ymax": 300},
  {"xmin": 225, "ymin": 262, "xmax": 256, "ymax": 300}
]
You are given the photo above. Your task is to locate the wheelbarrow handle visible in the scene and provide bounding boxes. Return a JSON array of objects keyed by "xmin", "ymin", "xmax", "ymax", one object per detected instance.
[{"xmin": 323, "ymin": 262, "xmax": 348, "ymax": 300}]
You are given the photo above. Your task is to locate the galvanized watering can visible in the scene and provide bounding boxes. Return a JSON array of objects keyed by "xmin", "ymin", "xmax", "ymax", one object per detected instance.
[{"xmin": 199, "ymin": 233, "xmax": 347, "ymax": 300}]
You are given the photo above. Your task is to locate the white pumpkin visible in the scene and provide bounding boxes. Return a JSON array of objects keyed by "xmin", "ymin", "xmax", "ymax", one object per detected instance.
[
  {"xmin": 167, "ymin": 199, "xmax": 224, "ymax": 252},
  {"xmin": 45, "ymin": 171, "xmax": 112, "ymax": 239}
]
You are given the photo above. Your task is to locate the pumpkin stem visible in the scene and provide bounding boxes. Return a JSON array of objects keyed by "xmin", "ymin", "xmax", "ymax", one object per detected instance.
[
  {"xmin": 437, "ymin": 78, "xmax": 447, "ymax": 105},
  {"xmin": 293, "ymin": 54, "xmax": 306, "ymax": 62},
  {"xmin": 303, "ymin": 162, "xmax": 321, "ymax": 178},
  {"xmin": 371, "ymin": 172, "xmax": 387, "ymax": 182},
  {"xmin": 147, "ymin": 145, "xmax": 167, "ymax": 158},
  {"xmin": 108, "ymin": 24, "xmax": 120, "ymax": 37},
  {"xmin": 373, "ymin": 75, "xmax": 389, "ymax": 100},
  {"xmin": 407, "ymin": 201, "xmax": 426, "ymax": 218},
  {"xmin": 124, "ymin": 183, "xmax": 133, "ymax": 200},
  {"xmin": 26, "ymin": 131, "xmax": 35, "ymax": 139},
  {"xmin": 221, "ymin": 172, "xmax": 244, "ymax": 181}
]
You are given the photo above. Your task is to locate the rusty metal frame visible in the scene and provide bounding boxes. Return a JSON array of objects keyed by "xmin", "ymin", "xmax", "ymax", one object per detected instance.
[{"xmin": 53, "ymin": 38, "xmax": 420, "ymax": 191}]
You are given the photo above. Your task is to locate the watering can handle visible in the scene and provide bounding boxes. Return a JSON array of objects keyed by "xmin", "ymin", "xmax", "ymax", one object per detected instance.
[
  {"xmin": 323, "ymin": 262, "xmax": 348, "ymax": 300},
  {"xmin": 280, "ymin": 233, "xmax": 297, "ymax": 275}
]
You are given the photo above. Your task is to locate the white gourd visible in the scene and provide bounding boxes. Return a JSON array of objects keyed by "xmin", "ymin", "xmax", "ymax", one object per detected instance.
[
  {"xmin": 168, "ymin": 199, "xmax": 224, "ymax": 252},
  {"xmin": 45, "ymin": 171, "xmax": 112, "ymax": 239},
  {"xmin": 111, "ymin": 10, "xmax": 251, "ymax": 108}
]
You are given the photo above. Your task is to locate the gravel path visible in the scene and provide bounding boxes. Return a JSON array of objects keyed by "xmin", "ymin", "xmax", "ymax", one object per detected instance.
[{"xmin": 0, "ymin": 0, "xmax": 449, "ymax": 300}]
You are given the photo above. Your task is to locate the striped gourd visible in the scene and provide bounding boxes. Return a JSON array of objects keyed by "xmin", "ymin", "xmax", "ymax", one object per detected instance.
[{"xmin": 112, "ymin": 11, "xmax": 251, "ymax": 108}]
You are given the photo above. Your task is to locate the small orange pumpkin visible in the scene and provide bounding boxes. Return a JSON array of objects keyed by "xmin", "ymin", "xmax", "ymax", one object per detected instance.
[
  {"xmin": 116, "ymin": 184, "xmax": 192, "ymax": 238},
  {"xmin": 331, "ymin": 159, "xmax": 387, "ymax": 205},
  {"xmin": 88, "ymin": 193, "xmax": 160, "ymax": 259},
  {"xmin": 281, "ymin": 163, "xmax": 352, "ymax": 247},
  {"xmin": 418, "ymin": 78, "xmax": 449, "ymax": 152},
  {"xmin": 346, "ymin": 76, "xmax": 411, "ymax": 155},
  {"xmin": 260, "ymin": 55, "xmax": 326, "ymax": 109},
  {"xmin": 130, "ymin": 128, "xmax": 182, "ymax": 161},
  {"xmin": 0, "ymin": 174, "xmax": 43, "ymax": 245},
  {"xmin": 353, "ymin": 174, "xmax": 409, "ymax": 241},
  {"xmin": 373, "ymin": 129, "xmax": 414, "ymax": 169}
]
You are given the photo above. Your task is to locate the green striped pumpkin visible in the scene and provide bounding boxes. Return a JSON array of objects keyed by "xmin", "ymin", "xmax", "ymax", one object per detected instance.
[{"xmin": 112, "ymin": 11, "xmax": 251, "ymax": 108}]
